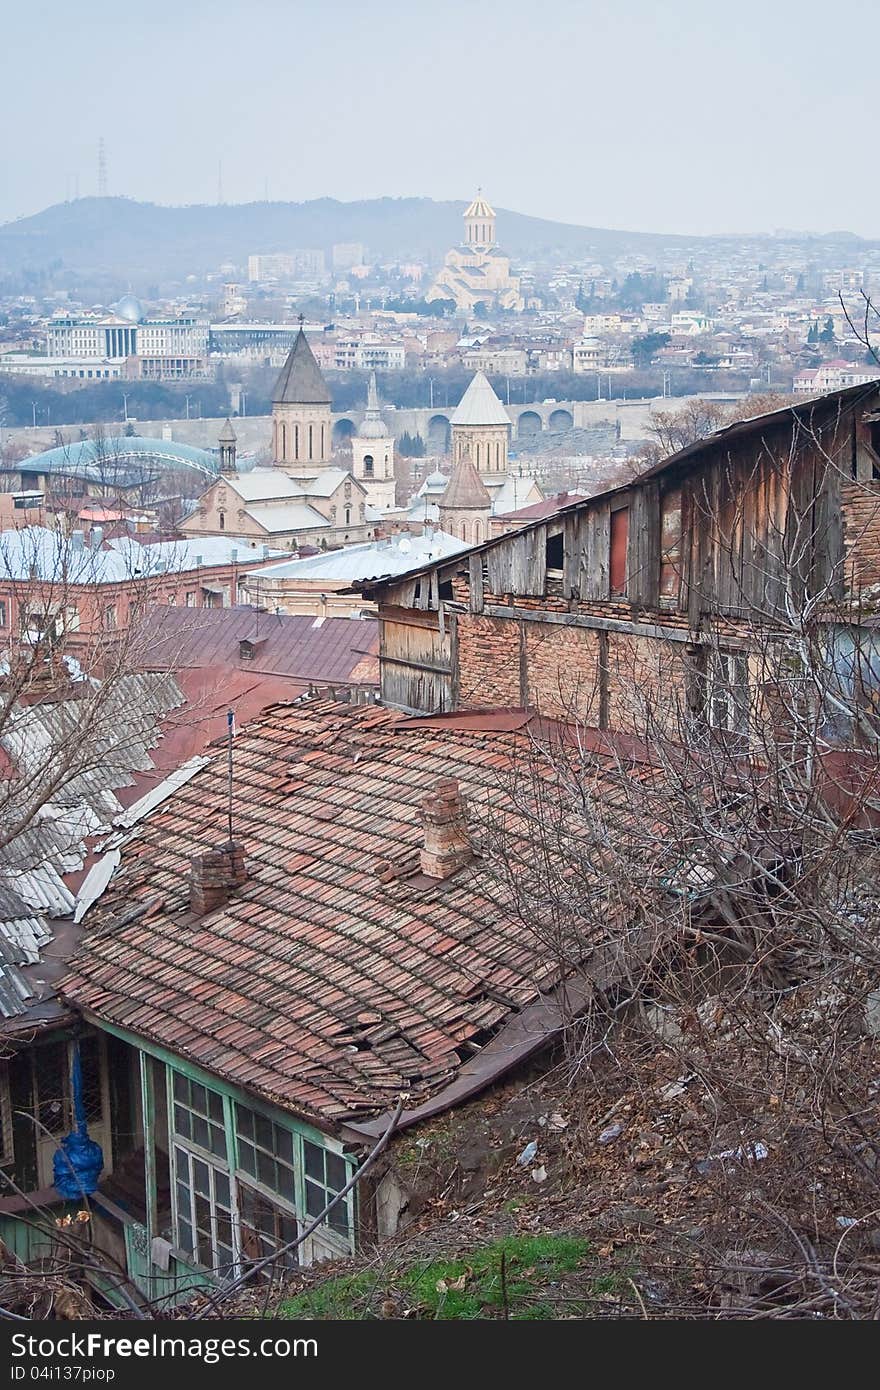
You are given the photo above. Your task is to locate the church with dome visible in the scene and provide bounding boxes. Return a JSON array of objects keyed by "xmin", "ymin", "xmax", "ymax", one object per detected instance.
[
  {"xmin": 406, "ymin": 369, "xmax": 542, "ymax": 542},
  {"xmin": 350, "ymin": 374, "xmax": 397, "ymax": 512},
  {"xmin": 182, "ymin": 327, "xmax": 375, "ymax": 552},
  {"xmin": 426, "ymin": 193, "xmax": 524, "ymax": 315}
]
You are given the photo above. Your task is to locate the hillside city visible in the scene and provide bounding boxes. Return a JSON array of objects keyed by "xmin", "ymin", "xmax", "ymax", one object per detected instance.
[{"xmin": 1, "ymin": 5, "xmax": 880, "ymax": 1337}]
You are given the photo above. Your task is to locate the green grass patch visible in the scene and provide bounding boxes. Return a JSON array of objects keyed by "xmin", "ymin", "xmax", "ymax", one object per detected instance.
[{"xmin": 277, "ymin": 1233, "xmax": 608, "ymax": 1320}]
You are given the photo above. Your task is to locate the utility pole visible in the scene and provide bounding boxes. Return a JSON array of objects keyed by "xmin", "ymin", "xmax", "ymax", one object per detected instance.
[
  {"xmin": 122, "ymin": 393, "xmax": 129, "ymax": 422},
  {"xmin": 98, "ymin": 137, "xmax": 108, "ymax": 197}
]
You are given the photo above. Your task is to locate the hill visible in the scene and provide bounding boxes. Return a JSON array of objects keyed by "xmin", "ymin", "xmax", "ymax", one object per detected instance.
[{"xmin": 1, "ymin": 195, "xmax": 874, "ymax": 289}]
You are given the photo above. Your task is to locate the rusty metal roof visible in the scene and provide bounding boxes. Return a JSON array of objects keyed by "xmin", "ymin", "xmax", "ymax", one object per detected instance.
[
  {"xmin": 62, "ymin": 699, "xmax": 647, "ymax": 1127},
  {"xmin": 134, "ymin": 607, "xmax": 378, "ymax": 685}
]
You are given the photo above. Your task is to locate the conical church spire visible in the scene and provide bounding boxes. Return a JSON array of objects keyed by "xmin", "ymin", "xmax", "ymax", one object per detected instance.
[{"xmin": 272, "ymin": 326, "xmax": 331, "ymax": 405}]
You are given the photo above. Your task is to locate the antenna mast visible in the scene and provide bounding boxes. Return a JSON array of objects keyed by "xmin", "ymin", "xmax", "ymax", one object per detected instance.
[{"xmin": 97, "ymin": 138, "xmax": 108, "ymax": 197}]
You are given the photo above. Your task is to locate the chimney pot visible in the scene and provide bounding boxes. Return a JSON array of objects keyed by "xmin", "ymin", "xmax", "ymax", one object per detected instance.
[{"xmin": 419, "ymin": 777, "xmax": 472, "ymax": 880}]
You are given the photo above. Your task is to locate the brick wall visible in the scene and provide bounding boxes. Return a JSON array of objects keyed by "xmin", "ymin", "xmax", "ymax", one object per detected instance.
[
  {"xmin": 455, "ymin": 607, "xmax": 689, "ymax": 732},
  {"xmin": 456, "ymin": 614, "xmax": 521, "ymax": 708},
  {"xmin": 842, "ymin": 480, "xmax": 880, "ymax": 593}
]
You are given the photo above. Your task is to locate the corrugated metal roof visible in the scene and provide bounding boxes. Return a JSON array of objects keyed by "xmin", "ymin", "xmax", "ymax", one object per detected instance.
[
  {"xmin": 0, "ymin": 527, "xmax": 286, "ymax": 585},
  {"xmin": 0, "ymin": 671, "xmax": 188, "ymax": 1019},
  {"xmin": 252, "ymin": 531, "xmax": 468, "ymax": 584}
]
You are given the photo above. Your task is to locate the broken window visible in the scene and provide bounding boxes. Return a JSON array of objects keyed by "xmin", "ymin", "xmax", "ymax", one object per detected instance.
[
  {"xmin": 545, "ymin": 530, "xmax": 564, "ymax": 572},
  {"xmin": 237, "ymin": 1184, "xmax": 299, "ymax": 1270},
  {"xmin": 609, "ymin": 506, "xmax": 629, "ymax": 597}
]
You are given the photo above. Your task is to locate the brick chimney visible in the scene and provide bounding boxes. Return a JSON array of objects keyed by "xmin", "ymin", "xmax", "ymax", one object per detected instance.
[
  {"xmin": 189, "ymin": 842, "xmax": 247, "ymax": 915},
  {"xmin": 419, "ymin": 778, "xmax": 472, "ymax": 880}
]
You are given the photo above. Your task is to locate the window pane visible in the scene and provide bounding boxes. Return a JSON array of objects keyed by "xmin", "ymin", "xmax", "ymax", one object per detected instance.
[
  {"xmin": 326, "ymin": 1154, "xmax": 347, "ymax": 1193},
  {"xmin": 236, "ymin": 1105, "xmax": 254, "ymax": 1139},
  {"xmin": 239, "ymin": 1141, "xmax": 256, "ymax": 1176},
  {"xmin": 192, "ymin": 1115, "xmax": 209, "ymax": 1150},
  {"xmin": 173, "ymin": 1105, "xmax": 191, "ymax": 1139},
  {"xmin": 192, "ymin": 1158, "xmax": 210, "ymax": 1197},
  {"xmin": 304, "ymin": 1141, "xmax": 324, "ymax": 1180},
  {"xmin": 275, "ymin": 1127, "xmax": 294, "ymax": 1165},
  {"xmin": 190, "ymin": 1082, "xmax": 207, "ymax": 1114},
  {"xmin": 277, "ymin": 1163, "xmax": 296, "ymax": 1204},
  {"xmin": 177, "ymin": 1218, "xmax": 193, "ymax": 1256},
  {"xmin": 209, "ymin": 1123, "xmax": 227, "ymax": 1159},
  {"xmin": 173, "ymin": 1073, "xmax": 188, "ymax": 1104},
  {"xmin": 306, "ymin": 1179, "xmax": 325, "ymax": 1218},
  {"xmin": 255, "ymin": 1113, "xmax": 273, "ymax": 1149},
  {"xmin": 215, "ymin": 1172, "xmax": 230, "ymax": 1206},
  {"xmin": 257, "ymin": 1151, "xmax": 275, "ymax": 1188},
  {"xmin": 207, "ymin": 1090, "xmax": 224, "ymax": 1123},
  {"xmin": 194, "ymin": 1193, "xmax": 211, "ymax": 1237},
  {"xmin": 175, "ymin": 1180, "xmax": 192, "ymax": 1224},
  {"xmin": 330, "ymin": 1201, "xmax": 350, "ymax": 1235}
]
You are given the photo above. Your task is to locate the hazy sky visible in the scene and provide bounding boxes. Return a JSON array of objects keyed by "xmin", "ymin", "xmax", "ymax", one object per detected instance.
[{"xmin": 4, "ymin": 0, "xmax": 877, "ymax": 237}]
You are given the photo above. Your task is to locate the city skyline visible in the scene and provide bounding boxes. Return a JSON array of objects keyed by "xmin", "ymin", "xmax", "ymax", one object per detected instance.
[{"xmin": 3, "ymin": 0, "xmax": 878, "ymax": 239}]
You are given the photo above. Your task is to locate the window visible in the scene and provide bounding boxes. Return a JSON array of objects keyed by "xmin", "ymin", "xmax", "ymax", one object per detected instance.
[
  {"xmin": 303, "ymin": 1140, "xmax": 351, "ymax": 1235},
  {"xmin": 545, "ymin": 531, "xmax": 564, "ymax": 572},
  {"xmin": 708, "ymin": 650, "xmax": 750, "ymax": 735},
  {"xmin": 173, "ymin": 1145, "xmax": 234, "ymax": 1274},
  {"xmin": 234, "ymin": 1103, "xmax": 296, "ymax": 1206},
  {"xmin": 344, "ymin": 506, "xmax": 351, "ymax": 526},
  {"xmin": 218, "ymin": 511, "xmax": 225, "ymax": 530},
  {"xmin": 609, "ymin": 506, "xmax": 629, "ymax": 596},
  {"xmin": 363, "ymin": 454, "xmax": 374, "ymax": 477},
  {"xmin": 0, "ymin": 601, "xmax": 6, "ymax": 628},
  {"xmin": 102, "ymin": 604, "xmax": 117, "ymax": 631},
  {"xmin": 172, "ymin": 1073, "xmax": 228, "ymax": 1160},
  {"xmin": 185, "ymin": 591, "xmax": 196, "ymax": 607},
  {"xmin": 237, "ymin": 1184, "xmax": 298, "ymax": 1269},
  {"xmin": 659, "ymin": 488, "xmax": 683, "ymax": 599}
]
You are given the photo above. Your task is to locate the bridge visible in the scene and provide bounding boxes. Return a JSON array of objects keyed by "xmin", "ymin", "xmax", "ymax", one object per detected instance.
[{"xmin": 3, "ymin": 393, "xmax": 747, "ymax": 462}]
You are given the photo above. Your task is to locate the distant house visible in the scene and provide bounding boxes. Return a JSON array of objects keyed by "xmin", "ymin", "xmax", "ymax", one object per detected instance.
[
  {"xmin": 0, "ymin": 528, "xmax": 284, "ymax": 650},
  {"xmin": 242, "ymin": 530, "xmax": 468, "ymax": 618}
]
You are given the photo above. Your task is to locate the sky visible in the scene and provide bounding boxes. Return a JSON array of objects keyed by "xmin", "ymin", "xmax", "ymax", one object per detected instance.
[{"xmin": 4, "ymin": 0, "xmax": 878, "ymax": 238}]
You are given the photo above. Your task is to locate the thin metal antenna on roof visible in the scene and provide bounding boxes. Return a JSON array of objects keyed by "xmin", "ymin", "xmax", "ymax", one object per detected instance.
[{"xmin": 226, "ymin": 709, "xmax": 235, "ymax": 842}]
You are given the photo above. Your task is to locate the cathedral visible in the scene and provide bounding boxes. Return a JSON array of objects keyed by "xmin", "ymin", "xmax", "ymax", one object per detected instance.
[{"xmin": 426, "ymin": 192, "xmax": 524, "ymax": 315}]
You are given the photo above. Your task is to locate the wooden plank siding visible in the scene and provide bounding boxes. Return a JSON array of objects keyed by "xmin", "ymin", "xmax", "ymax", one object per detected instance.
[{"xmin": 379, "ymin": 606, "xmax": 455, "ymax": 713}]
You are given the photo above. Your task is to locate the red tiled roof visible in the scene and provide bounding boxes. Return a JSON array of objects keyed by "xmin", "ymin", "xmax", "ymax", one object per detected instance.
[{"xmin": 63, "ymin": 699, "xmax": 630, "ymax": 1127}]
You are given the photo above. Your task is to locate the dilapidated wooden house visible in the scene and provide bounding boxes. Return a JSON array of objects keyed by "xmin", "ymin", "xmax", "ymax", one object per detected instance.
[{"xmin": 365, "ymin": 383, "xmax": 880, "ymax": 740}]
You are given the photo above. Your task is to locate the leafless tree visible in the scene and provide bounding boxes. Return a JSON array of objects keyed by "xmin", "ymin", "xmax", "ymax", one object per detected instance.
[{"xmin": 479, "ymin": 419, "xmax": 880, "ymax": 1317}]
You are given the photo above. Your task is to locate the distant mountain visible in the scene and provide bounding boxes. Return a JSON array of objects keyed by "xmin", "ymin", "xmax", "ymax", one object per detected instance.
[{"xmin": 0, "ymin": 196, "xmax": 873, "ymax": 289}]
